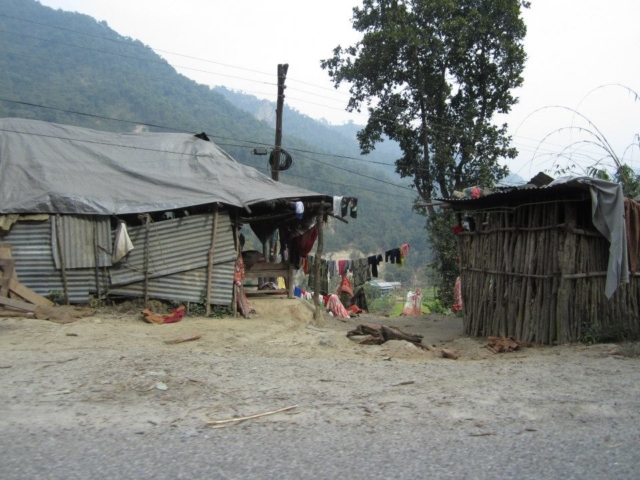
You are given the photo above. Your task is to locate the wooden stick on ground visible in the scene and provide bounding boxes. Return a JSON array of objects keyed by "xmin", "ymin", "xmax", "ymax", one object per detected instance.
[
  {"xmin": 164, "ymin": 334, "xmax": 202, "ymax": 345},
  {"xmin": 205, "ymin": 404, "xmax": 298, "ymax": 426}
]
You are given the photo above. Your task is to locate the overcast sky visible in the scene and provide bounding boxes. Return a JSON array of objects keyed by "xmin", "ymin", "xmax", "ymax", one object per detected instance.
[{"xmin": 37, "ymin": 0, "xmax": 640, "ymax": 179}]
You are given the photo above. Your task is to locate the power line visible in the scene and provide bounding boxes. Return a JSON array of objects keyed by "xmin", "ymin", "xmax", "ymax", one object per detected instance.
[
  {"xmin": 0, "ymin": 11, "xmax": 623, "ymax": 166},
  {"xmin": 0, "ymin": 12, "xmax": 277, "ymax": 79},
  {"xmin": 0, "ymin": 95, "xmax": 599, "ymax": 186},
  {"xmin": 0, "ymin": 11, "xmax": 354, "ymax": 96},
  {"xmin": 294, "ymin": 151, "xmax": 416, "ymax": 193},
  {"xmin": 0, "ymin": 28, "xmax": 277, "ymax": 87},
  {"xmin": 0, "ymin": 29, "xmax": 611, "ymax": 164},
  {"xmin": 251, "ymin": 165, "xmax": 415, "ymax": 200}
]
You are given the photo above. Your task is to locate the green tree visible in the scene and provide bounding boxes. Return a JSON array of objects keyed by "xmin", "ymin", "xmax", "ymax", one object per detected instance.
[{"xmin": 322, "ymin": 0, "xmax": 529, "ymax": 302}]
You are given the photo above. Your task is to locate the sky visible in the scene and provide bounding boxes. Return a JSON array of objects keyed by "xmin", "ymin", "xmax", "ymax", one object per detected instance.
[{"xmin": 36, "ymin": 0, "xmax": 640, "ymax": 180}]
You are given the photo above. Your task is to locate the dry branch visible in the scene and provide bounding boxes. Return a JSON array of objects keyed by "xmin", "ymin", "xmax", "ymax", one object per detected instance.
[
  {"xmin": 205, "ymin": 404, "xmax": 298, "ymax": 426},
  {"xmin": 164, "ymin": 334, "xmax": 202, "ymax": 345}
]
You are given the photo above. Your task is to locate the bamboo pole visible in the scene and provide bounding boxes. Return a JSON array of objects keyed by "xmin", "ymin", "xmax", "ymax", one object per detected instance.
[
  {"xmin": 93, "ymin": 220, "xmax": 101, "ymax": 305},
  {"xmin": 143, "ymin": 214, "xmax": 151, "ymax": 309},
  {"xmin": 54, "ymin": 214, "xmax": 69, "ymax": 305},
  {"xmin": 313, "ymin": 203, "xmax": 325, "ymax": 325}
]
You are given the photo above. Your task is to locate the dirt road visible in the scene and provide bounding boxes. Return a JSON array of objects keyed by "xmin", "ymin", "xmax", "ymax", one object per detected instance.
[{"xmin": 1, "ymin": 298, "xmax": 639, "ymax": 479}]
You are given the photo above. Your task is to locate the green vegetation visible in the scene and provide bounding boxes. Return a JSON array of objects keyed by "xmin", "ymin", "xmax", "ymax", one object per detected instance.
[{"xmin": 321, "ymin": 0, "xmax": 529, "ymax": 304}]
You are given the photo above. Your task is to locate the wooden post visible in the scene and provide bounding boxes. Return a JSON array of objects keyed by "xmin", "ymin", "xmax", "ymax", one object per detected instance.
[
  {"xmin": 271, "ymin": 63, "xmax": 289, "ymax": 182},
  {"xmin": 143, "ymin": 214, "xmax": 151, "ymax": 309},
  {"xmin": 313, "ymin": 203, "xmax": 325, "ymax": 324},
  {"xmin": 55, "ymin": 214, "xmax": 69, "ymax": 305},
  {"xmin": 93, "ymin": 220, "xmax": 101, "ymax": 305},
  {"xmin": 232, "ymin": 224, "xmax": 239, "ymax": 318},
  {"xmin": 205, "ymin": 205, "xmax": 220, "ymax": 316}
]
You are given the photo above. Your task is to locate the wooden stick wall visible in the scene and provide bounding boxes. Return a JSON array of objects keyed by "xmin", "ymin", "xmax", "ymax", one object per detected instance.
[{"xmin": 457, "ymin": 200, "xmax": 640, "ymax": 344}]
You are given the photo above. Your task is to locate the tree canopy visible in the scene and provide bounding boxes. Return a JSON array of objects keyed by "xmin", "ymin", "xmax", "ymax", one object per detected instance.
[
  {"xmin": 322, "ymin": 0, "xmax": 529, "ymax": 303},
  {"xmin": 321, "ymin": 0, "xmax": 529, "ymax": 206}
]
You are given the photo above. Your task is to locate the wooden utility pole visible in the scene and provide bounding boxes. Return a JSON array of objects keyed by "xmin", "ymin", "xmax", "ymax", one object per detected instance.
[{"xmin": 272, "ymin": 63, "xmax": 289, "ymax": 181}]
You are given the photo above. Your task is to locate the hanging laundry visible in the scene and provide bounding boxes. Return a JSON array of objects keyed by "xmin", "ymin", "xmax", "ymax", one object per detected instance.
[
  {"xmin": 308, "ymin": 258, "xmax": 329, "ymax": 295},
  {"xmin": 327, "ymin": 260, "xmax": 337, "ymax": 278},
  {"xmin": 341, "ymin": 197, "xmax": 350, "ymax": 217},
  {"xmin": 112, "ymin": 221, "xmax": 134, "ymax": 263},
  {"xmin": 367, "ymin": 254, "xmax": 383, "ymax": 278},
  {"xmin": 452, "ymin": 277, "xmax": 463, "ymax": 313},
  {"xmin": 295, "ymin": 201, "xmax": 304, "ymax": 219},
  {"xmin": 333, "ymin": 196, "xmax": 343, "ymax": 217},
  {"xmin": 400, "ymin": 244, "xmax": 410, "ymax": 256},
  {"xmin": 351, "ymin": 258, "xmax": 371, "ymax": 287},
  {"xmin": 338, "ymin": 259, "xmax": 348, "ymax": 276},
  {"xmin": 349, "ymin": 198, "xmax": 358, "ymax": 218},
  {"xmin": 385, "ymin": 248, "xmax": 401, "ymax": 264}
]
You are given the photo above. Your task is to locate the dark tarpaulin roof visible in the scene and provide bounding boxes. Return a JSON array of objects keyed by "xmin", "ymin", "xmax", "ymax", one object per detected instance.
[{"xmin": 0, "ymin": 118, "xmax": 327, "ymax": 215}]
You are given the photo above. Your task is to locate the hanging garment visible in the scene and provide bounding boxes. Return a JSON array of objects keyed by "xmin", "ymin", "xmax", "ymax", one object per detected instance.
[
  {"xmin": 385, "ymin": 248, "xmax": 401, "ymax": 264},
  {"xmin": 400, "ymin": 243, "xmax": 410, "ymax": 256},
  {"xmin": 308, "ymin": 258, "xmax": 329, "ymax": 295},
  {"xmin": 327, "ymin": 260, "xmax": 337, "ymax": 278},
  {"xmin": 452, "ymin": 277, "xmax": 463, "ymax": 313},
  {"xmin": 351, "ymin": 258, "xmax": 371, "ymax": 287},
  {"xmin": 367, "ymin": 254, "xmax": 383, "ymax": 278},
  {"xmin": 341, "ymin": 197, "xmax": 350, "ymax": 217},
  {"xmin": 349, "ymin": 198, "xmax": 358, "ymax": 218},
  {"xmin": 338, "ymin": 259, "xmax": 348, "ymax": 276},
  {"xmin": 333, "ymin": 196, "xmax": 343, "ymax": 217},
  {"xmin": 295, "ymin": 201, "xmax": 304, "ymax": 219},
  {"xmin": 112, "ymin": 221, "xmax": 134, "ymax": 263}
]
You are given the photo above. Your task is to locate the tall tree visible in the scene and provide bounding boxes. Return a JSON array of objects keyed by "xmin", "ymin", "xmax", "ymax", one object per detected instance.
[{"xmin": 322, "ymin": 0, "xmax": 529, "ymax": 302}]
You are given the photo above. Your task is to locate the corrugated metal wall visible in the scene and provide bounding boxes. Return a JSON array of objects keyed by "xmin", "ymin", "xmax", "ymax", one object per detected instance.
[
  {"xmin": 109, "ymin": 212, "xmax": 236, "ymax": 286},
  {"xmin": 2, "ymin": 218, "xmax": 99, "ymax": 303},
  {"xmin": 109, "ymin": 263, "xmax": 234, "ymax": 305},
  {"xmin": 52, "ymin": 215, "xmax": 112, "ymax": 269},
  {"xmin": 1, "ymin": 212, "xmax": 237, "ymax": 306}
]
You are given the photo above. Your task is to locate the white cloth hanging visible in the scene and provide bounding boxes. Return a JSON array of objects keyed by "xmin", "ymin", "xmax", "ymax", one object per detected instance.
[{"xmin": 112, "ymin": 221, "xmax": 134, "ymax": 263}]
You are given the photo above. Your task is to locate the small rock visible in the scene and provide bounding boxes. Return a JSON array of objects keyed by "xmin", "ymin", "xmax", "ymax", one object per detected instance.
[{"xmin": 155, "ymin": 382, "xmax": 168, "ymax": 391}]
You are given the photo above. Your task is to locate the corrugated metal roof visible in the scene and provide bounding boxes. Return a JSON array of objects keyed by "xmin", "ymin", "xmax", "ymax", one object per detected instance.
[
  {"xmin": 437, "ymin": 182, "xmax": 589, "ymax": 210},
  {"xmin": 2, "ymin": 218, "xmax": 100, "ymax": 303},
  {"xmin": 52, "ymin": 215, "xmax": 112, "ymax": 269},
  {"xmin": 109, "ymin": 263, "xmax": 234, "ymax": 305},
  {"xmin": 109, "ymin": 212, "xmax": 236, "ymax": 286}
]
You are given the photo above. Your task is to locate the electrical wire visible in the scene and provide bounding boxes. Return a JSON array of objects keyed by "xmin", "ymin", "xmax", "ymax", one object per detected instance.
[
  {"xmin": 0, "ymin": 31, "xmax": 609, "ymax": 165},
  {"xmin": 0, "ymin": 10, "xmax": 625, "ymax": 166},
  {"xmin": 0, "ymin": 95, "xmax": 602, "ymax": 186}
]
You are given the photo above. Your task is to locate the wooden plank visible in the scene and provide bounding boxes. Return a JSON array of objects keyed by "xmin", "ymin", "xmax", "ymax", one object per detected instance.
[
  {"xmin": 9, "ymin": 280, "xmax": 54, "ymax": 307},
  {"xmin": 0, "ymin": 296, "xmax": 37, "ymax": 312},
  {"xmin": 0, "ymin": 309, "xmax": 35, "ymax": 318}
]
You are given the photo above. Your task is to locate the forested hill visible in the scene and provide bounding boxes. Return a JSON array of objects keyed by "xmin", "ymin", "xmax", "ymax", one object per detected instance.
[{"xmin": 0, "ymin": 0, "xmax": 430, "ymax": 284}]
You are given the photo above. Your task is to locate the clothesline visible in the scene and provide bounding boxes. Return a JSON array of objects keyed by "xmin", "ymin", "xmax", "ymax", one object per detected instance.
[{"xmin": 303, "ymin": 243, "xmax": 411, "ymax": 292}]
